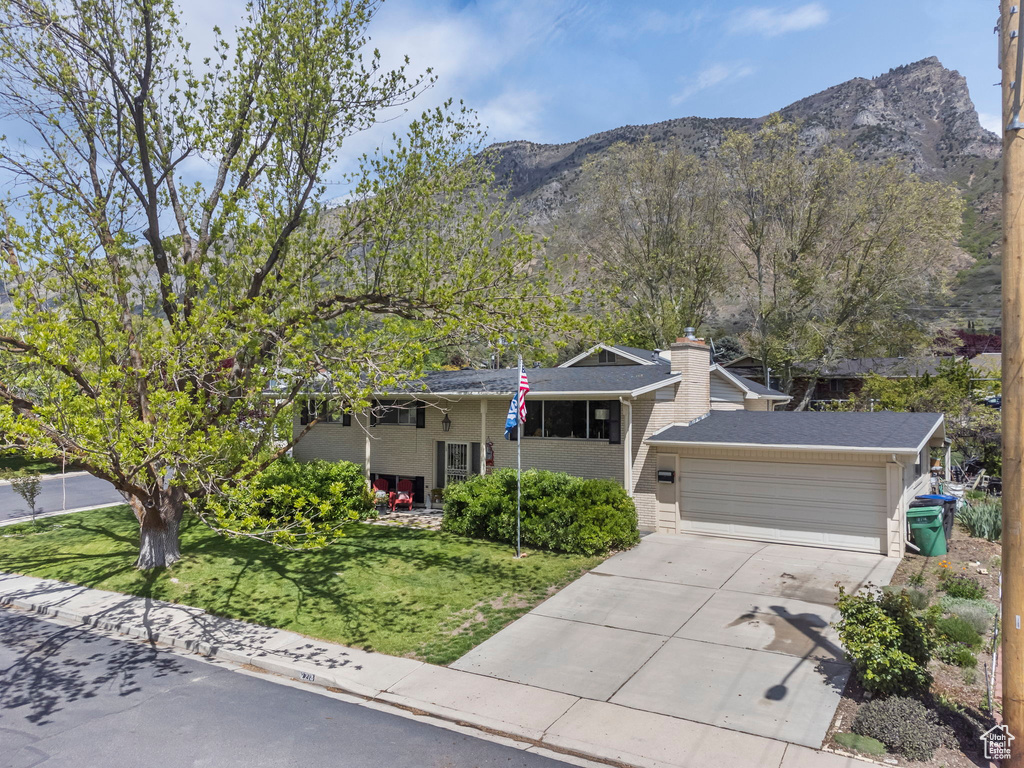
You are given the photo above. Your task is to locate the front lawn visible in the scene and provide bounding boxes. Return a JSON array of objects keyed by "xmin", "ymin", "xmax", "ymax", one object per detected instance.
[
  {"xmin": 0, "ymin": 506, "xmax": 605, "ymax": 664},
  {"xmin": 0, "ymin": 453, "xmax": 65, "ymax": 475}
]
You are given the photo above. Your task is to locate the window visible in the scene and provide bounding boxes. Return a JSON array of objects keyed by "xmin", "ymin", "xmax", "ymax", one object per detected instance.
[
  {"xmin": 829, "ymin": 379, "xmax": 843, "ymax": 393},
  {"xmin": 301, "ymin": 399, "xmax": 350, "ymax": 425},
  {"xmin": 375, "ymin": 400, "xmax": 418, "ymax": 425},
  {"xmin": 598, "ymin": 349, "xmax": 617, "ymax": 364},
  {"xmin": 523, "ymin": 400, "xmax": 616, "ymax": 440}
]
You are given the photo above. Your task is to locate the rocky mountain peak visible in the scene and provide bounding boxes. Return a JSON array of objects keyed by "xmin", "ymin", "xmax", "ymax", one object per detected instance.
[{"xmin": 484, "ymin": 58, "xmax": 1003, "ymax": 327}]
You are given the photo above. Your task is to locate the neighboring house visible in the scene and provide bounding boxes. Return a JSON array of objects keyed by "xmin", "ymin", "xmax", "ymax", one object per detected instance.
[
  {"xmin": 294, "ymin": 339, "xmax": 945, "ymax": 557},
  {"xmin": 724, "ymin": 355, "xmax": 949, "ymax": 409},
  {"xmin": 969, "ymin": 352, "xmax": 1001, "ymax": 380}
]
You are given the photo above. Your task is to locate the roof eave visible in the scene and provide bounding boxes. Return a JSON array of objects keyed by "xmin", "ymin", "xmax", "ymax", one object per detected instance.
[{"xmin": 644, "ymin": 438, "xmax": 924, "ymax": 453}]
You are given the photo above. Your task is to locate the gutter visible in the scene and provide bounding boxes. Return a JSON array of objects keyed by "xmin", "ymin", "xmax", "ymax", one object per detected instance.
[{"xmin": 643, "ymin": 438, "xmax": 925, "ymax": 454}]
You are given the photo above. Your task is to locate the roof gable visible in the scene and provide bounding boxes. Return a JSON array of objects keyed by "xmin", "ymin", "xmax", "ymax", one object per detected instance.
[{"xmin": 559, "ymin": 343, "xmax": 666, "ymax": 368}]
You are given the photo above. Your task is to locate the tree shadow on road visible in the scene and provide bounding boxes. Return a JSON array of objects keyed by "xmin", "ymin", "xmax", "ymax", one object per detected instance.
[{"xmin": 0, "ymin": 611, "xmax": 190, "ymax": 727}]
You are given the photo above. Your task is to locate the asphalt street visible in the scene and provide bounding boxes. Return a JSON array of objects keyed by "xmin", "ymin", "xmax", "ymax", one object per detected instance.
[
  {"xmin": 0, "ymin": 473, "xmax": 124, "ymax": 522},
  {"xmin": 0, "ymin": 609, "xmax": 576, "ymax": 768}
]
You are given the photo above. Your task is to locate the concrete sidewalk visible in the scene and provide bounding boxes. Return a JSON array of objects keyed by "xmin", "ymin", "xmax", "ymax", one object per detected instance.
[{"xmin": 0, "ymin": 571, "xmax": 872, "ymax": 768}]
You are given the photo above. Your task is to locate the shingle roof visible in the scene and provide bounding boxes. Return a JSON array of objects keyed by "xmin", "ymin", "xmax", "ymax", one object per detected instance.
[
  {"xmin": 611, "ymin": 344, "xmax": 666, "ymax": 364},
  {"xmin": 390, "ymin": 364, "xmax": 679, "ymax": 396},
  {"xmin": 731, "ymin": 372, "xmax": 788, "ymax": 398},
  {"xmin": 648, "ymin": 411, "xmax": 944, "ymax": 452},
  {"xmin": 799, "ymin": 357, "xmax": 948, "ymax": 377}
]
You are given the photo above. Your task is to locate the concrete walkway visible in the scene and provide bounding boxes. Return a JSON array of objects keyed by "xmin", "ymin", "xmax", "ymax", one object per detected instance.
[
  {"xmin": 452, "ymin": 534, "xmax": 900, "ymax": 749},
  {"xmin": 0, "ymin": 569, "xmax": 881, "ymax": 768}
]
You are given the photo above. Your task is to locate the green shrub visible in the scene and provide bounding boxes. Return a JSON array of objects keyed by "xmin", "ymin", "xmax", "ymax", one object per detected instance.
[
  {"xmin": 941, "ymin": 573, "xmax": 986, "ymax": 600},
  {"xmin": 938, "ymin": 595, "xmax": 998, "ymax": 617},
  {"xmin": 852, "ymin": 697, "xmax": 951, "ymax": 762},
  {"xmin": 200, "ymin": 459, "xmax": 375, "ymax": 546},
  {"xmin": 957, "ymin": 499, "xmax": 1002, "ymax": 541},
  {"xmin": 908, "ymin": 572, "xmax": 926, "ymax": 587},
  {"xmin": 884, "ymin": 585, "xmax": 930, "ymax": 610},
  {"xmin": 937, "ymin": 643, "xmax": 978, "ymax": 668},
  {"xmin": 939, "ymin": 597, "xmax": 997, "ymax": 635},
  {"xmin": 935, "ymin": 615, "xmax": 982, "ymax": 649},
  {"xmin": 835, "ymin": 587, "xmax": 933, "ymax": 696},
  {"xmin": 440, "ymin": 469, "xmax": 640, "ymax": 555},
  {"xmin": 833, "ymin": 732, "xmax": 887, "ymax": 756}
]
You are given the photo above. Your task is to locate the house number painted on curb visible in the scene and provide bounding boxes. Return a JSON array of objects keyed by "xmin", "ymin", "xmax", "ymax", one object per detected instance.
[{"xmin": 300, "ymin": 672, "xmax": 316, "ymax": 682}]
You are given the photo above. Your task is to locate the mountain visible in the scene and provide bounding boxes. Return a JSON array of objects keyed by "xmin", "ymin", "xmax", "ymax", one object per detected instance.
[{"xmin": 486, "ymin": 57, "xmax": 1003, "ymax": 330}]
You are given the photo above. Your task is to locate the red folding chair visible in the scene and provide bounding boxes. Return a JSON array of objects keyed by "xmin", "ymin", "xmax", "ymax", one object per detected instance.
[{"xmin": 389, "ymin": 479, "xmax": 414, "ymax": 512}]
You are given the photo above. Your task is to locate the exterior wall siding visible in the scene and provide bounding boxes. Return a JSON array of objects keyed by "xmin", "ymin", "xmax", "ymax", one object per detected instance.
[
  {"xmin": 710, "ymin": 376, "xmax": 744, "ymax": 403},
  {"xmin": 294, "ymin": 396, "xmax": 625, "ymax": 500}
]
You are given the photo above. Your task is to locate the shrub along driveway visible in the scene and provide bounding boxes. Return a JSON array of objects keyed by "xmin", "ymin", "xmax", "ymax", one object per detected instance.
[{"xmin": 451, "ymin": 533, "xmax": 901, "ymax": 748}]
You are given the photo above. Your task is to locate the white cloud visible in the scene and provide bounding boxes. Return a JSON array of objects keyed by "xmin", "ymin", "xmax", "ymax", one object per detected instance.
[
  {"xmin": 978, "ymin": 111, "xmax": 1002, "ymax": 135},
  {"xmin": 671, "ymin": 63, "xmax": 756, "ymax": 105},
  {"xmin": 476, "ymin": 90, "xmax": 546, "ymax": 142},
  {"xmin": 730, "ymin": 3, "xmax": 828, "ymax": 38}
]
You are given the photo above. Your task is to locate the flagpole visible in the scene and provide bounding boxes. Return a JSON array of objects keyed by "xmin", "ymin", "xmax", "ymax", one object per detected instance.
[{"xmin": 516, "ymin": 354, "xmax": 522, "ymax": 559}]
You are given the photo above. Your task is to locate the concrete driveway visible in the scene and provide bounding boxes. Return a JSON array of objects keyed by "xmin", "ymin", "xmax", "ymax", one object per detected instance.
[{"xmin": 451, "ymin": 533, "xmax": 900, "ymax": 749}]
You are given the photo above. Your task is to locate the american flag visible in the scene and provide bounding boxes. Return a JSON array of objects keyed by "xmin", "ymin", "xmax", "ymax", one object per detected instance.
[{"xmin": 504, "ymin": 367, "xmax": 530, "ymax": 439}]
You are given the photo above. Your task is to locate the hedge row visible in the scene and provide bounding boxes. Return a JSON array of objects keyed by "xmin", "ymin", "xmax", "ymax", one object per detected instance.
[{"xmin": 440, "ymin": 468, "xmax": 640, "ymax": 555}]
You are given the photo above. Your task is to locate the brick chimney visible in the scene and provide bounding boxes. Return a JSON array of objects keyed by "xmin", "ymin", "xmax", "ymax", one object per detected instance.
[{"xmin": 669, "ymin": 337, "xmax": 711, "ymax": 421}]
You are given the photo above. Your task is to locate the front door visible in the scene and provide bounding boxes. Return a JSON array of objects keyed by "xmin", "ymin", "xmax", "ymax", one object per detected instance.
[{"xmin": 446, "ymin": 442, "xmax": 470, "ymax": 485}]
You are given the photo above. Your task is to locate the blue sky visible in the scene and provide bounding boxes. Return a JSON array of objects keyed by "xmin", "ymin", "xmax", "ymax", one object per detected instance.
[{"xmin": 181, "ymin": 0, "xmax": 1001, "ymax": 153}]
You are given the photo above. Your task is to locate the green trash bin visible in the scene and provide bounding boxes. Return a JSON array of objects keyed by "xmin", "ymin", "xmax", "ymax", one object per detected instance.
[{"xmin": 907, "ymin": 505, "xmax": 947, "ymax": 557}]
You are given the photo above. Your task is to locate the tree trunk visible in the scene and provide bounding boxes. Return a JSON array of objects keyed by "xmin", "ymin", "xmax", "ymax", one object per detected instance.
[
  {"xmin": 132, "ymin": 487, "xmax": 185, "ymax": 569},
  {"xmin": 794, "ymin": 375, "xmax": 819, "ymax": 411}
]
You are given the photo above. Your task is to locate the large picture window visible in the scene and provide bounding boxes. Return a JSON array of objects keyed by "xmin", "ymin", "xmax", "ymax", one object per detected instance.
[
  {"xmin": 375, "ymin": 400, "xmax": 418, "ymax": 425},
  {"xmin": 523, "ymin": 400, "xmax": 616, "ymax": 440}
]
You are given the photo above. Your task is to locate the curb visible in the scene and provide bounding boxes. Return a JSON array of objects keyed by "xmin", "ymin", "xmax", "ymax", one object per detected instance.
[
  {"xmin": 0, "ymin": 502, "xmax": 124, "ymax": 527},
  {"xmin": 0, "ymin": 470, "xmax": 91, "ymax": 486},
  {"xmin": 0, "ymin": 577, "xmax": 623, "ymax": 768},
  {"xmin": 0, "ymin": 573, "xmax": 855, "ymax": 768}
]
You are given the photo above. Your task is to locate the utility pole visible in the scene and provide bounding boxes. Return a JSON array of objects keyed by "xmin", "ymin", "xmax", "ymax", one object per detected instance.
[{"xmin": 1001, "ymin": 2, "xmax": 1024, "ymax": 763}]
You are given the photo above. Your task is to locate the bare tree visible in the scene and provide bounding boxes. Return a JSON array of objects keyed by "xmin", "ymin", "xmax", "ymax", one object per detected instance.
[
  {"xmin": 568, "ymin": 139, "xmax": 728, "ymax": 348},
  {"xmin": 719, "ymin": 116, "xmax": 964, "ymax": 408}
]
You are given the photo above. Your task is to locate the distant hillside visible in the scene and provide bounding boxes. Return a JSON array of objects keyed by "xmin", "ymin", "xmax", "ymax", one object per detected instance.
[{"xmin": 486, "ymin": 57, "xmax": 1002, "ymax": 331}]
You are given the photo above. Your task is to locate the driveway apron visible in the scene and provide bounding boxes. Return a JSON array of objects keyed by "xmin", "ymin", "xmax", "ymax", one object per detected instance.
[{"xmin": 450, "ymin": 533, "xmax": 898, "ymax": 748}]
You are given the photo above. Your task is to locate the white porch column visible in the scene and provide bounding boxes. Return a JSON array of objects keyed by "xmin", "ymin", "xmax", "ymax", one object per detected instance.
[
  {"xmin": 364, "ymin": 413, "xmax": 372, "ymax": 484},
  {"xmin": 479, "ymin": 399, "xmax": 488, "ymax": 475},
  {"xmin": 944, "ymin": 443, "xmax": 952, "ymax": 482},
  {"xmin": 621, "ymin": 397, "xmax": 633, "ymax": 496}
]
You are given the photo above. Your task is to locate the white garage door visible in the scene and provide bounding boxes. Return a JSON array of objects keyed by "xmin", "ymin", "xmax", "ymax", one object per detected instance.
[{"xmin": 678, "ymin": 457, "xmax": 888, "ymax": 554}]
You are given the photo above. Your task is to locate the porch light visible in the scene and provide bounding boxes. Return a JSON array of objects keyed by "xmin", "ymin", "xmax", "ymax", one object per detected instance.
[{"xmin": 442, "ymin": 413, "xmax": 452, "ymax": 432}]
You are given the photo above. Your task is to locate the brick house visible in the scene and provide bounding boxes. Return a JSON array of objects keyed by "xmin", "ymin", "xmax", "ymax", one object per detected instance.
[{"xmin": 294, "ymin": 339, "xmax": 946, "ymax": 556}]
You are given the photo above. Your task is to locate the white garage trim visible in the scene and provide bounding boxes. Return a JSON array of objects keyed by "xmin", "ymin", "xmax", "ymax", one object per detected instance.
[{"xmin": 676, "ymin": 455, "xmax": 890, "ymax": 554}]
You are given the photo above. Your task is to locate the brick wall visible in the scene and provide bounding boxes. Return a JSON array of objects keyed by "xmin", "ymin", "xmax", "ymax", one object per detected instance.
[{"xmin": 294, "ymin": 396, "xmax": 625, "ymax": 498}]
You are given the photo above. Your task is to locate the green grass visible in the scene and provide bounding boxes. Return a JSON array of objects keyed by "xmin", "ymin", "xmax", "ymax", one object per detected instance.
[
  {"xmin": 0, "ymin": 454, "xmax": 65, "ymax": 475},
  {"xmin": 0, "ymin": 506, "xmax": 605, "ymax": 664}
]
